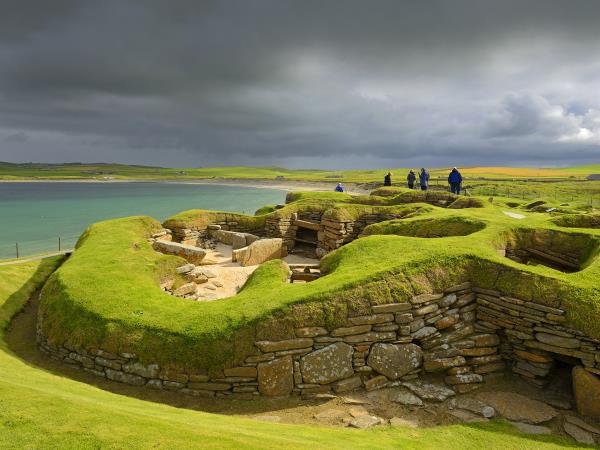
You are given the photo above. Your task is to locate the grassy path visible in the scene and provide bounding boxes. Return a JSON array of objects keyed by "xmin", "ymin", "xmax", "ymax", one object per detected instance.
[{"xmin": 0, "ymin": 251, "xmax": 72, "ymax": 266}]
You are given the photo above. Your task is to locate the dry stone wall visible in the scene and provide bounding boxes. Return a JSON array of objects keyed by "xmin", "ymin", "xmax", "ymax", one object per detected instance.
[
  {"xmin": 265, "ymin": 211, "xmax": 421, "ymax": 257},
  {"xmin": 39, "ymin": 282, "xmax": 507, "ymax": 399},
  {"xmin": 474, "ymin": 287, "xmax": 600, "ymax": 386},
  {"xmin": 171, "ymin": 216, "xmax": 264, "ymax": 246},
  {"xmin": 37, "ymin": 283, "xmax": 600, "ymax": 401}
]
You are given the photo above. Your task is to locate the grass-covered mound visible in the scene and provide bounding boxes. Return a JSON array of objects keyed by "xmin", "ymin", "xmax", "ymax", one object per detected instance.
[
  {"xmin": 362, "ymin": 216, "xmax": 486, "ymax": 238},
  {"xmin": 7, "ymin": 260, "xmax": 590, "ymax": 448},
  {"xmin": 502, "ymin": 228, "xmax": 600, "ymax": 271},
  {"xmin": 553, "ymin": 213, "xmax": 600, "ymax": 229},
  {"xmin": 164, "ymin": 189, "xmax": 486, "ymax": 237},
  {"xmin": 39, "ymin": 190, "xmax": 600, "ymax": 374}
]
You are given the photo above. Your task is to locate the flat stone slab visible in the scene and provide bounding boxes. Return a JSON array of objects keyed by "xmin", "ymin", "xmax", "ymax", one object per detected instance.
[
  {"xmin": 390, "ymin": 388, "xmax": 423, "ymax": 406},
  {"xmin": 476, "ymin": 392, "xmax": 557, "ymax": 424},
  {"xmin": 510, "ymin": 422, "xmax": 552, "ymax": 435},
  {"xmin": 564, "ymin": 422, "xmax": 595, "ymax": 445},
  {"xmin": 402, "ymin": 380, "xmax": 455, "ymax": 402},
  {"xmin": 153, "ymin": 240, "xmax": 206, "ymax": 264},
  {"xmin": 348, "ymin": 415, "xmax": 383, "ymax": 429},
  {"xmin": 503, "ymin": 211, "xmax": 526, "ymax": 219},
  {"xmin": 449, "ymin": 397, "xmax": 495, "ymax": 418},
  {"xmin": 449, "ymin": 409, "xmax": 488, "ymax": 423},
  {"xmin": 564, "ymin": 415, "xmax": 600, "ymax": 435}
]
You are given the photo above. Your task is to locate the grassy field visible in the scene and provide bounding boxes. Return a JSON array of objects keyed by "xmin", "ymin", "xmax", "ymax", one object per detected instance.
[
  {"xmin": 0, "ymin": 258, "xmax": 590, "ymax": 449},
  {"xmin": 1, "ymin": 161, "xmax": 599, "ymax": 182}
]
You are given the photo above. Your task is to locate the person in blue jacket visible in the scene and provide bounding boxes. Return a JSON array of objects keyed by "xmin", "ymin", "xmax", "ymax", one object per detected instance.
[
  {"xmin": 448, "ymin": 167, "xmax": 463, "ymax": 194},
  {"xmin": 335, "ymin": 183, "xmax": 345, "ymax": 192},
  {"xmin": 384, "ymin": 172, "xmax": 392, "ymax": 186},
  {"xmin": 419, "ymin": 168, "xmax": 429, "ymax": 191},
  {"xmin": 406, "ymin": 170, "xmax": 416, "ymax": 189}
]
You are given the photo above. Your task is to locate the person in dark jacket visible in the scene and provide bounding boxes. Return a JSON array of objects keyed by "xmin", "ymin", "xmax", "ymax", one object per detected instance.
[
  {"xmin": 448, "ymin": 167, "xmax": 463, "ymax": 195},
  {"xmin": 335, "ymin": 183, "xmax": 345, "ymax": 192},
  {"xmin": 419, "ymin": 168, "xmax": 429, "ymax": 191},
  {"xmin": 384, "ymin": 172, "xmax": 392, "ymax": 186},
  {"xmin": 406, "ymin": 170, "xmax": 416, "ymax": 189}
]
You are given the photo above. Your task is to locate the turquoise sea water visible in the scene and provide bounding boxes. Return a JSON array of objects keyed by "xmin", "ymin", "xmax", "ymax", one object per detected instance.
[{"xmin": 0, "ymin": 182, "xmax": 285, "ymax": 259}]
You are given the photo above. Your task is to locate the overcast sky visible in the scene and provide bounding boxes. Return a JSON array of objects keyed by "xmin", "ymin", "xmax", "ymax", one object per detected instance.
[{"xmin": 1, "ymin": 0, "xmax": 599, "ymax": 169}]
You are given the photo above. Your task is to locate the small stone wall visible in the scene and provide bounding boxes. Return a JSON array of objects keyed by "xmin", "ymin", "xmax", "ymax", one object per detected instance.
[
  {"xmin": 474, "ymin": 287, "xmax": 600, "ymax": 386},
  {"xmin": 37, "ymin": 281, "xmax": 600, "ymax": 401},
  {"xmin": 172, "ymin": 217, "xmax": 264, "ymax": 246},
  {"xmin": 316, "ymin": 213, "xmax": 410, "ymax": 256},
  {"xmin": 38, "ymin": 283, "xmax": 502, "ymax": 398},
  {"xmin": 265, "ymin": 211, "xmax": 419, "ymax": 258}
]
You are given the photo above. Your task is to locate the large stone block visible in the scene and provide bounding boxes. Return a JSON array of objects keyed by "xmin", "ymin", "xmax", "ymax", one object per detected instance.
[
  {"xmin": 258, "ymin": 356, "xmax": 294, "ymax": 397},
  {"xmin": 236, "ymin": 238, "xmax": 284, "ymax": 266},
  {"xmin": 573, "ymin": 366, "xmax": 600, "ymax": 419},
  {"xmin": 214, "ymin": 230, "xmax": 235, "ymax": 245},
  {"xmin": 231, "ymin": 232, "xmax": 248, "ymax": 250},
  {"xmin": 367, "ymin": 343, "xmax": 423, "ymax": 380},
  {"xmin": 300, "ymin": 343, "xmax": 354, "ymax": 384},
  {"xmin": 152, "ymin": 240, "xmax": 206, "ymax": 264}
]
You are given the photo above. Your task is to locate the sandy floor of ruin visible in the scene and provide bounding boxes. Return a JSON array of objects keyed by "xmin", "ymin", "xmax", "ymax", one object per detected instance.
[{"xmin": 195, "ymin": 243, "xmax": 318, "ymax": 300}]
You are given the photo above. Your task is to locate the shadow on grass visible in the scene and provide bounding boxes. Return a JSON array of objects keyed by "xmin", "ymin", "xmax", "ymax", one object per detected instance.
[
  {"xmin": 0, "ymin": 256, "xmax": 65, "ymax": 337},
  {"xmin": 4, "ymin": 286, "xmax": 330, "ymax": 417},
  {"xmin": 456, "ymin": 421, "xmax": 594, "ymax": 449}
]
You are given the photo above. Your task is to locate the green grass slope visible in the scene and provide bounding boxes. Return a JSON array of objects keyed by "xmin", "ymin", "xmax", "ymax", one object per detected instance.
[{"xmin": 0, "ymin": 259, "xmax": 589, "ymax": 449}]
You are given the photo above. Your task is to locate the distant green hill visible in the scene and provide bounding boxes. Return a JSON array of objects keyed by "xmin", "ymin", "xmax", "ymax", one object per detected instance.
[{"xmin": 0, "ymin": 161, "xmax": 598, "ymax": 182}]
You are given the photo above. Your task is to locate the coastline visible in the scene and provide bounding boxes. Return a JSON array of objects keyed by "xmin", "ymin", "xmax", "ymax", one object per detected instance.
[{"xmin": 0, "ymin": 178, "xmax": 373, "ymax": 195}]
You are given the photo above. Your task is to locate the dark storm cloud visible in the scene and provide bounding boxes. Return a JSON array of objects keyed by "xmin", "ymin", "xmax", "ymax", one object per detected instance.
[{"xmin": 0, "ymin": 0, "xmax": 599, "ymax": 168}]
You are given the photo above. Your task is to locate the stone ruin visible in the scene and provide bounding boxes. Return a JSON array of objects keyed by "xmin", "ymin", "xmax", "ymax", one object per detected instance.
[{"xmin": 35, "ymin": 194, "xmax": 600, "ymax": 443}]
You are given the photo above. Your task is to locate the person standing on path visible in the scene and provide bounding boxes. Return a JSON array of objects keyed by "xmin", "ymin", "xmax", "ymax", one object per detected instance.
[
  {"xmin": 419, "ymin": 168, "xmax": 429, "ymax": 191},
  {"xmin": 407, "ymin": 170, "xmax": 416, "ymax": 189},
  {"xmin": 335, "ymin": 183, "xmax": 345, "ymax": 192},
  {"xmin": 384, "ymin": 172, "xmax": 392, "ymax": 186},
  {"xmin": 448, "ymin": 167, "xmax": 463, "ymax": 195}
]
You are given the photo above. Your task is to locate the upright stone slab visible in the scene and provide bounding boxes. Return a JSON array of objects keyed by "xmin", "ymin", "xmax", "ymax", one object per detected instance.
[
  {"xmin": 300, "ymin": 342, "xmax": 354, "ymax": 384},
  {"xmin": 257, "ymin": 356, "xmax": 293, "ymax": 397},
  {"xmin": 367, "ymin": 343, "xmax": 423, "ymax": 380},
  {"xmin": 231, "ymin": 233, "xmax": 248, "ymax": 250},
  {"xmin": 573, "ymin": 366, "xmax": 600, "ymax": 419},
  {"xmin": 237, "ymin": 238, "xmax": 284, "ymax": 266}
]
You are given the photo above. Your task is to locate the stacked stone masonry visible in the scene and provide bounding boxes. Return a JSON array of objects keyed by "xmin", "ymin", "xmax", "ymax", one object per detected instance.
[
  {"xmin": 172, "ymin": 219, "xmax": 265, "ymax": 247},
  {"xmin": 38, "ymin": 282, "xmax": 600, "ymax": 399},
  {"xmin": 265, "ymin": 211, "xmax": 416, "ymax": 258}
]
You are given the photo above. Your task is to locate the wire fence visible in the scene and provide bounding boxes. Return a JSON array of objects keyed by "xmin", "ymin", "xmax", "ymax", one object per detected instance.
[{"xmin": 0, "ymin": 234, "xmax": 80, "ymax": 260}]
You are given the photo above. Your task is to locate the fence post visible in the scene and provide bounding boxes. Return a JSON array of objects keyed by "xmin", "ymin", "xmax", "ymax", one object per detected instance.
[{"xmin": 15, "ymin": 243, "xmax": 19, "ymax": 259}]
